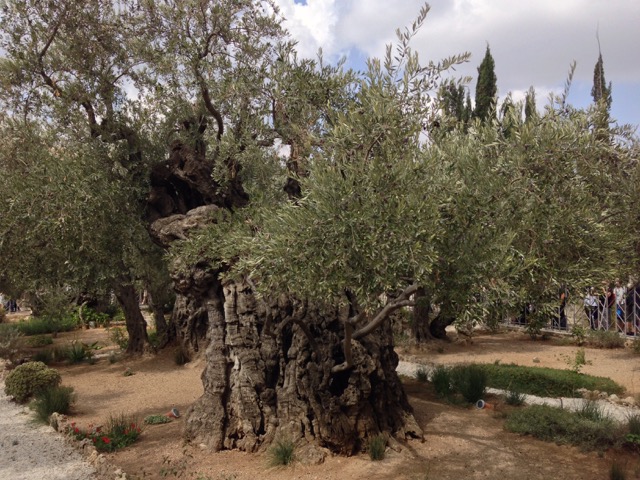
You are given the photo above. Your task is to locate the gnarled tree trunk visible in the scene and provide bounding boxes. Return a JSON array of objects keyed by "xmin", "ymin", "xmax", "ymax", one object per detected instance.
[
  {"xmin": 183, "ymin": 279, "xmax": 422, "ymax": 455},
  {"xmin": 114, "ymin": 282, "xmax": 149, "ymax": 354}
]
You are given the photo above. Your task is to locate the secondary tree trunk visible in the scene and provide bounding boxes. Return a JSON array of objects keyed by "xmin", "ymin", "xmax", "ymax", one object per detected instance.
[
  {"xmin": 114, "ymin": 283, "xmax": 149, "ymax": 354},
  {"xmin": 184, "ymin": 279, "xmax": 422, "ymax": 455},
  {"xmin": 412, "ymin": 287, "xmax": 434, "ymax": 342}
]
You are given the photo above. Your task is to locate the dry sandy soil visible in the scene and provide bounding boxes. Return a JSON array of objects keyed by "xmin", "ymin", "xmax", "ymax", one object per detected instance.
[{"xmin": 5, "ymin": 311, "xmax": 640, "ymax": 480}]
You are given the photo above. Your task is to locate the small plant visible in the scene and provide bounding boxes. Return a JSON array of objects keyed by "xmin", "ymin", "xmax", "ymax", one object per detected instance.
[
  {"xmin": 368, "ymin": 434, "xmax": 386, "ymax": 461},
  {"xmin": 566, "ymin": 348, "xmax": 591, "ymax": 374},
  {"xmin": 576, "ymin": 400, "xmax": 609, "ymax": 423},
  {"xmin": 67, "ymin": 342, "xmax": 87, "ymax": 364},
  {"xmin": 430, "ymin": 365, "xmax": 452, "ymax": 398},
  {"xmin": 109, "ymin": 352, "xmax": 120, "ymax": 364},
  {"xmin": 26, "ymin": 335, "xmax": 54, "ymax": 348},
  {"xmin": 32, "ymin": 349, "xmax": 54, "ymax": 365},
  {"xmin": 268, "ymin": 438, "xmax": 295, "ymax": 466},
  {"xmin": 626, "ymin": 413, "xmax": 640, "ymax": 435},
  {"xmin": 144, "ymin": 414, "xmax": 172, "ymax": 425},
  {"xmin": 174, "ymin": 345, "xmax": 190, "ymax": 365},
  {"xmin": 451, "ymin": 364, "xmax": 487, "ymax": 404},
  {"xmin": 588, "ymin": 330, "xmax": 625, "ymax": 349},
  {"xmin": 505, "ymin": 389, "xmax": 526, "ymax": 406},
  {"xmin": 123, "ymin": 367, "xmax": 135, "ymax": 377},
  {"xmin": 571, "ymin": 325, "xmax": 588, "ymax": 346},
  {"xmin": 31, "ymin": 386, "xmax": 75, "ymax": 423},
  {"xmin": 415, "ymin": 365, "xmax": 429, "ymax": 382},
  {"xmin": 4, "ymin": 361, "xmax": 62, "ymax": 403},
  {"xmin": 109, "ymin": 327, "xmax": 129, "ymax": 350},
  {"xmin": 68, "ymin": 414, "xmax": 143, "ymax": 452},
  {"xmin": 610, "ymin": 461, "xmax": 627, "ymax": 480}
]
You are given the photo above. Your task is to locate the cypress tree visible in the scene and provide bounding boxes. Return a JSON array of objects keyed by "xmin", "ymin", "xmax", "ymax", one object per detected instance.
[
  {"xmin": 474, "ymin": 45, "xmax": 497, "ymax": 122},
  {"xmin": 591, "ymin": 52, "xmax": 612, "ymax": 110},
  {"xmin": 524, "ymin": 86, "xmax": 538, "ymax": 123}
]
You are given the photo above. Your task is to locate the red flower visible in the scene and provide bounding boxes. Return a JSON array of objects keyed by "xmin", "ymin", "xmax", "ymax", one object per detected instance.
[
  {"xmin": 102, "ymin": 437, "xmax": 111, "ymax": 444},
  {"xmin": 73, "ymin": 427, "xmax": 80, "ymax": 434},
  {"xmin": 92, "ymin": 438, "xmax": 97, "ymax": 443}
]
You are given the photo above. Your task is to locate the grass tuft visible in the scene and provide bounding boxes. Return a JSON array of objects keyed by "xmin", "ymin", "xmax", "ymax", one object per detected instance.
[
  {"xmin": 144, "ymin": 414, "xmax": 172, "ymax": 425},
  {"xmin": 31, "ymin": 386, "xmax": 75, "ymax": 423},
  {"xmin": 505, "ymin": 389, "xmax": 526, "ymax": 406},
  {"xmin": 268, "ymin": 438, "xmax": 295, "ymax": 466},
  {"xmin": 430, "ymin": 365, "xmax": 452, "ymax": 398},
  {"xmin": 368, "ymin": 435, "xmax": 386, "ymax": 461},
  {"xmin": 451, "ymin": 364, "xmax": 487, "ymax": 404},
  {"xmin": 415, "ymin": 365, "xmax": 429, "ymax": 382}
]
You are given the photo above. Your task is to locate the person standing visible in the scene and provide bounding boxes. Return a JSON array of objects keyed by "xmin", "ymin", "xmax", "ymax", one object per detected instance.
[
  {"xmin": 614, "ymin": 280, "xmax": 627, "ymax": 332},
  {"xmin": 584, "ymin": 287, "xmax": 598, "ymax": 330}
]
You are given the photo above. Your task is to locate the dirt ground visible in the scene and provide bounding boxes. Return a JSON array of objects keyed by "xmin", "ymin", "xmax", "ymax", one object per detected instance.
[{"xmin": 7, "ymin": 311, "xmax": 640, "ymax": 480}]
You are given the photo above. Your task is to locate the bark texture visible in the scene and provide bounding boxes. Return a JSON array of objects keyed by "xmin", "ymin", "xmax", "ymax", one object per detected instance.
[
  {"xmin": 184, "ymin": 280, "xmax": 422, "ymax": 455},
  {"xmin": 114, "ymin": 283, "xmax": 149, "ymax": 354}
]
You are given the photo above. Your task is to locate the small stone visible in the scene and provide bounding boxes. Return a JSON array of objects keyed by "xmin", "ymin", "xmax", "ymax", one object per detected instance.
[
  {"xmin": 599, "ymin": 392, "xmax": 608, "ymax": 399},
  {"xmin": 532, "ymin": 357, "xmax": 540, "ymax": 363},
  {"xmin": 623, "ymin": 396, "xmax": 637, "ymax": 406},
  {"xmin": 199, "ymin": 443, "xmax": 207, "ymax": 450},
  {"xmin": 609, "ymin": 394, "xmax": 620, "ymax": 403}
]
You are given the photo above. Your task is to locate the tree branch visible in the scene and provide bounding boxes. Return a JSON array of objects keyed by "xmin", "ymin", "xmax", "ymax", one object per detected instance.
[
  {"xmin": 331, "ymin": 321, "xmax": 354, "ymax": 373},
  {"xmin": 352, "ymin": 283, "xmax": 419, "ymax": 340}
]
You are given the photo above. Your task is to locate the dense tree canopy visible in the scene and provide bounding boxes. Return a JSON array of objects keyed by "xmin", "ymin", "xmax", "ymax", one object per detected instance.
[{"xmin": 0, "ymin": 0, "xmax": 638, "ymax": 453}]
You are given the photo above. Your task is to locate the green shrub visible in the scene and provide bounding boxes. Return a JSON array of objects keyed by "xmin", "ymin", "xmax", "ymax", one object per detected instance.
[
  {"xmin": 17, "ymin": 315, "xmax": 79, "ymax": 336},
  {"xmin": 4, "ymin": 361, "xmax": 62, "ymax": 403},
  {"xmin": 147, "ymin": 329, "xmax": 161, "ymax": 350},
  {"xmin": 109, "ymin": 327, "xmax": 129, "ymax": 350},
  {"xmin": 32, "ymin": 350, "xmax": 54, "ymax": 365},
  {"xmin": 66, "ymin": 342, "xmax": 87, "ymax": 364},
  {"xmin": 26, "ymin": 335, "xmax": 54, "ymax": 347},
  {"xmin": 576, "ymin": 400, "xmax": 609, "ymax": 423},
  {"xmin": 430, "ymin": 365, "xmax": 452, "ymax": 398},
  {"xmin": 32, "ymin": 386, "xmax": 75, "ymax": 423},
  {"xmin": 268, "ymin": 438, "xmax": 295, "ymax": 466},
  {"xmin": 587, "ymin": 330, "xmax": 625, "ymax": 349},
  {"xmin": 451, "ymin": 364, "xmax": 487, "ymax": 404},
  {"xmin": 626, "ymin": 413, "xmax": 640, "ymax": 436},
  {"xmin": 144, "ymin": 414, "xmax": 172, "ymax": 425},
  {"xmin": 368, "ymin": 435, "xmax": 386, "ymax": 461},
  {"xmin": 479, "ymin": 363, "xmax": 624, "ymax": 397},
  {"xmin": 505, "ymin": 404, "xmax": 620, "ymax": 450}
]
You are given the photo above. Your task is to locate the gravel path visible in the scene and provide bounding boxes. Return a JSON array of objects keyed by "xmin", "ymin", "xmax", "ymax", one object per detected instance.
[
  {"xmin": 0, "ymin": 381, "xmax": 97, "ymax": 480},
  {"xmin": 397, "ymin": 360, "xmax": 638, "ymax": 422}
]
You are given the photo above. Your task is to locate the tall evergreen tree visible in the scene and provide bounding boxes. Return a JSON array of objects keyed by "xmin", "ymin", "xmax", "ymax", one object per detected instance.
[
  {"xmin": 591, "ymin": 52, "xmax": 612, "ymax": 110},
  {"xmin": 474, "ymin": 45, "xmax": 497, "ymax": 122},
  {"xmin": 524, "ymin": 86, "xmax": 538, "ymax": 123}
]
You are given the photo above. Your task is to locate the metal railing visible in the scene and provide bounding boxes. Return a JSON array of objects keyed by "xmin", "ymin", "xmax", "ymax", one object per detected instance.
[{"xmin": 505, "ymin": 287, "xmax": 640, "ymax": 337}]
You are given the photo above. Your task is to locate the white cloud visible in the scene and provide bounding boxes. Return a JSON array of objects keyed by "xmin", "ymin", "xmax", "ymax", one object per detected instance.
[{"xmin": 273, "ymin": 0, "xmax": 640, "ymax": 126}]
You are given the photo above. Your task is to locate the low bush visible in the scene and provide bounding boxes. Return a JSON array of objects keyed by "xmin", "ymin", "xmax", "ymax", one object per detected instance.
[
  {"xmin": 32, "ymin": 350, "xmax": 54, "ymax": 365},
  {"xmin": 368, "ymin": 434, "xmax": 386, "ymax": 461},
  {"xmin": 587, "ymin": 330, "xmax": 626, "ymax": 349},
  {"xmin": 268, "ymin": 438, "xmax": 295, "ymax": 466},
  {"xmin": 26, "ymin": 335, "xmax": 54, "ymax": 348},
  {"xmin": 576, "ymin": 400, "xmax": 609, "ymax": 423},
  {"xmin": 68, "ymin": 414, "xmax": 143, "ymax": 452},
  {"xmin": 480, "ymin": 363, "xmax": 624, "ymax": 397},
  {"xmin": 144, "ymin": 414, "xmax": 172, "ymax": 425},
  {"xmin": 67, "ymin": 342, "xmax": 87, "ymax": 364},
  {"xmin": 430, "ymin": 365, "xmax": 452, "ymax": 398},
  {"xmin": 626, "ymin": 413, "xmax": 640, "ymax": 436},
  {"xmin": 4, "ymin": 361, "xmax": 61, "ymax": 403},
  {"xmin": 505, "ymin": 404, "xmax": 621, "ymax": 450},
  {"xmin": 17, "ymin": 315, "xmax": 79, "ymax": 336},
  {"xmin": 32, "ymin": 386, "xmax": 75, "ymax": 423},
  {"xmin": 451, "ymin": 364, "xmax": 487, "ymax": 404},
  {"xmin": 109, "ymin": 327, "xmax": 129, "ymax": 350}
]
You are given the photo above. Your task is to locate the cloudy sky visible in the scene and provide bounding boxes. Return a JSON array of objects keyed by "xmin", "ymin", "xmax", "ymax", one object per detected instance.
[{"xmin": 272, "ymin": 0, "xmax": 640, "ymax": 130}]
